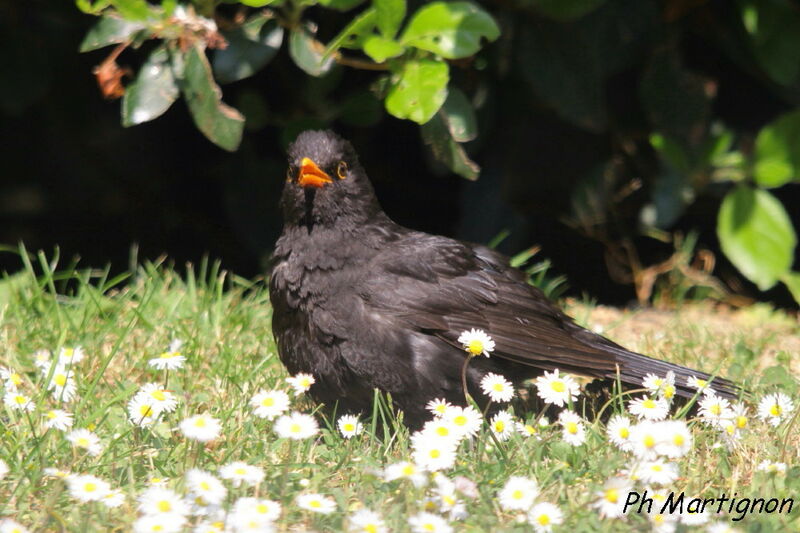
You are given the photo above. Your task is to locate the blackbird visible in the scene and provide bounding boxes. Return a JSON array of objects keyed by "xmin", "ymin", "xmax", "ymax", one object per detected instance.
[{"xmin": 270, "ymin": 130, "xmax": 736, "ymax": 428}]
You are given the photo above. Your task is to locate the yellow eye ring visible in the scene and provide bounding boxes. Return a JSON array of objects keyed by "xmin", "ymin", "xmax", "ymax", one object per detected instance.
[{"xmin": 337, "ymin": 161, "xmax": 348, "ymax": 179}]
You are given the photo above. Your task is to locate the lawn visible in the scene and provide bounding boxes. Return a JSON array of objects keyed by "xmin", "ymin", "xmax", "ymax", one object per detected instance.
[{"xmin": 0, "ymin": 252, "xmax": 798, "ymax": 532}]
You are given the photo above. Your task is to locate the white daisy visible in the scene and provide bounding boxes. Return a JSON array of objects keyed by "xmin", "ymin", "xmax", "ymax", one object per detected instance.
[
  {"xmin": 0, "ymin": 366, "xmax": 24, "ymax": 390},
  {"xmin": 0, "ymin": 519, "xmax": 30, "ymax": 533},
  {"xmin": 480, "ymin": 373, "xmax": 515, "ymax": 403},
  {"xmin": 137, "ymin": 486, "xmax": 190, "ymax": 518},
  {"xmin": 457, "ymin": 328, "xmax": 495, "ymax": 357},
  {"xmin": 558, "ymin": 410, "xmax": 586, "ymax": 446},
  {"xmin": 698, "ymin": 395, "xmax": 733, "ymax": 428},
  {"xmin": 135, "ymin": 383, "xmax": 179, "ymax": 413},
  {"xmin": 127, "ymin": 395, "xmax": 161, "ymax": 427},
  {"xmin": 442, "ymin": 405, "xmax": 483, "ymax": 437},
  {"xmin": 636, "ymin": 460, "xmax": 679, "ymax": 485},
  {"xmin": 528, "ymin": 502, "xmax": 563, "ymax": 532},
  {"xmin": 274, "ymin": 412, "xmax": 318, "ymax": 440},
  {"xmin": 32, "ymin": 350, "xmax": 52, "ymax": 370},
  {"xmin": 592, "ymin": 476, "xmax": 632, "ymax": 518},
  {"xmin": 421, "ymin": 418, "xmax": 464, "ymax": 441},
  {"xmin": 489, "ymin": 411, "xmax": 516, "ymax": 441},
  {"xmin": 347, "ymin": 508, "xmax": 386, "ymax": 533},
  {"xmin": 516, "ymin": 421, "xmax": 540, "ymax": 438},
  {"xmin": 687, "ymin": 375, "xmax": 710, "ymax": 393},
  {"xmin": 383, "ymin": 461, "xmax": 427, "ymax": 487},
  {"xmin": 132, "ymin": 515, "xmax": 183, "ymax": 533},
  {"xmin": 706, "ymin": 522, "xmax": 742, "ymax": 533},
  {"xmin": 180, "ymin": 414, "xmax": 222, "ymax": 442},
  {"xmin": 337, "ymin": 414, "xmax": 363, "ymax": 438},
  {"xmin": 57, "ymin": 346, "xmax": 86, "ymax": 366},
  {"xmin": 45, "ymin": 365, "xmax": 77, "ymax": 402},
  {"xmin": 408, "ymin": 512, "xmax": 452, "ymax": 533},
  {"xmin": 149, "ymin": 339, "xmax": 186, "ymax": 370},
  {"xmin": 757, "ymin": 460, "xmax": 787, "ymax": 474},
  {"xmin": 285, "ymin": 373, "xmax": 315, "ymax": 396},
  {"xmin": 186, "ymin": 469, "xmax": 227, "ymax": 505},
  {"xmin": 628, "ymin": 396, "xmax": 669, "ymax": 421},
  {"xmin": 730, "ymin": 403, "xmax": 749, "ymax": 431},
  {"xmin": 43, "ymin": 467, "xmax": 70, "ymax": 479},
  {"xmin": 653, "ymin": 420, "xmax": 692, "ymax": 458},
  {"xmin": 498, "ymin": 476, "xmax": 539, "ymax": 511},
  {"xmin": 296, "ymin": 493, "xmax": 336, "ymax": 514},
  {"xmin": 3, "ymin": 391, "xmax": 34, "ymax": 412},
  {"xmin": 43, "ymin": 409, "xmax": 73, "ymax": 431},
  {"xmin": 411, "ymin": 433, "xmax": 458, "ymax": 471},
  {"xmin": 606, "ymin": 415, "xmax": 634, "ymax": 451},
  {"xmin": 629, "ymin": 421, "xmax": 660, "ymax": 460},
  {"xmin": 535, "ymin": 369, "xmax": 580, "ymax": 407},
  {"xmin": 66, "ymin": 428, "xmax": 103, "ymax": 456},
  {"xmin": 680, "ymin": 499, "xmax": 711, "ymax": 525},
  {"xmin": 426, "ymin": 398, "xmax": 452, "ymax": 417},
  {"xmin": 757, "ymin": 393, "xmax": 794, "ymax": 426},
  {"xmin": 67, "ymin": 474, "xmax": 110, "ymax": 502},
  {"xmin": 102, "ymin": 489, "xmax": 126, "ymax": 508},
  {"xmin": 0, "ymin": 459, "xmax": 7, "ymax": 480},
  {"xmin": 249, "ymin": 389, "xmax": 290, "ymax": 420},
  {"xmin": 229, "ymin": 497, "xmax": 282, "ymax": 530},
  {"xmin": 219, "ymin": 461, "xmax": 265, "ymax": 487}
]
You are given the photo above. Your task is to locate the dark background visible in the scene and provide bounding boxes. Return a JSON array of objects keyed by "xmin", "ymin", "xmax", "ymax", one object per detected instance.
[{"xmin": 1, "ymin": 0, "xmax": 798, "ymax": 306}]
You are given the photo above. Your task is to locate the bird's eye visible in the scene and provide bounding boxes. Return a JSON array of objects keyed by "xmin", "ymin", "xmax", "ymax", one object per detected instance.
[{"xmin": 337, "ymin": 161, "xmax": 348, "ymax": 180}]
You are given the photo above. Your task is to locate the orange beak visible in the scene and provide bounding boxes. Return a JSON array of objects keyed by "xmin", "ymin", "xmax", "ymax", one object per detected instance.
[{"xmin": 297, "ymin": 157, "xmax": 332, "ymax": 188}]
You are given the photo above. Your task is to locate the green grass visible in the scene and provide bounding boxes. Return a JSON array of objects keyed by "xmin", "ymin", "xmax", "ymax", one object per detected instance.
[{"xmin": 0, "ymin": 249, "xmax": 798, "ymax": 532}]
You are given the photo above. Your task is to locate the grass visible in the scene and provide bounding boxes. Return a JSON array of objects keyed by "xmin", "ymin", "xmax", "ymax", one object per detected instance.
[{"xmin": 0, "ymin": 248, "xmax": 798, "ymax": 532}]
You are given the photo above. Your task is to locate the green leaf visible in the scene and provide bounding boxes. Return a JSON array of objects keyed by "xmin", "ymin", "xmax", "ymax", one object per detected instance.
[
  {"xmin": 318, "ymin": 0, "xmax": 366, "ymax": 11},
  {"xmin": 110, "ymin": 0, "xmax": 152, "ymax": 21},
  {"xmin": 400, "ymin": 1, "xmax": 499, "ymax": 59},
  {"xmin": 754, "ymin": 109, "xmax": 800, "ymax": 188},
  {"xmin": 439, "ymin": 87, "xmax": 477, "ymax": 142},
  {"xmin": 385, "ymin": 58, "xmax": 448, "ymax": 124},
  {"xmin": 759, "ymin": 365, "xmax": 797, "ymax": 389},
  {"xmin": 529, "ymin": 0, "xmax": 606, "ymax": 20},
  {"xmin": 324, "ymin": 8, "xmax": 377, "ymax": 59},
  {"xmin": 213, "ymin": 15, "xmax": 284, "ymax": 84},
  {"xmin": 181, "ymin": 45, "xmax": 245, "ymax": 151},
  {"xmin": 374, "ymin": 0, "xmax": 406, "ymax": 38},
  {"xmin": 75, "ymin": 0, "xmax": 111, "ymax": 14},
  {"xmin": 362, "ymin": 35, "xmax": 405, "ymax": 63},
  {"xmin": 780, "ymin": 271, "xmax": 800, "ymax": 305},
  {"xmin": 740, "ymin": 0, "xmax": 800, "ymax": 86},
  {"xmin": 289, "ymin": 27, "xmax": 335, "ymax": 77},
  {"xmin": 717, "ymin": 186, "xmax": 796, "ymax": 291},
  {"xmin": 79, "ymin": 15, "xmax": 148, "ymax": 52},
  {"xmin": 650, "ymin": 133, "xmax": 690, "ymax": 173},
  {"xmin": 122, "ymin": 45, "xmax": 179, "ymax": 126},
  {"xmin": 421, "ymin": 113, "xmax": 480, "ymax": 180}
]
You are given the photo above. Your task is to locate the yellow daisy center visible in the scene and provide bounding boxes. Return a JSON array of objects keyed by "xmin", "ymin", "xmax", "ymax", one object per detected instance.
[
  {"xmin": 493, "ymin": 383, "xmax": 504, "ymax": 392},
  {"xmin": 512, "ymin": 489, "xmax": 524, "ymax": 500},
  {"xmin": 54, "ymin": 374, "xmax": 67, "ymax": 386},
  {"xmin": 736, "ymin": 416, "xmax": 747, "ymax": 428},
  {"xmin": 14, "ymin": 395, "xmax": 26, "ymax": 405},
  {"xmin": 605, "ymin": 488, "xmax": 618, "ymax": 503},
  {"xmin": 494, "ymin": 421, "xmax": 505, "ymax": 432},
  {"xmin": 309, "ymin": 500, "xmax": 321, "ymax": 508},
  {"xmin": 619, "ymin": 427, "xmax": 630, "ymax": 439},
  {"xmin": 160, "ymin": 351, "xmax": 179, "ymax": 359},
  {"xmin": 663, "ymin": 385, "xmax": 675, "ymax": 399},
  {"xmin": 565, "ymin": 422, "xmax": 578, "ymax": 434},
  {"xmin": 651, "ymin": 464, "xmax": 663, "ymax": 472},
  {"xmin": 256, "ymin": 504, "xmax": 268, "ymax": 514},
  {"xmin": 434, "ymin": 405, "xmax": 447, "ymax": 414},
  {"xmin": 299, "ymin": 378, "xmax": 311, "ymax": 388},
  {"xmin": 365, "ymin": 525, "xmax": 378, "ymax": 533},
  {"xmin": 47, "ymin": 411, "xmax": 57, "ymax": 419},
  {"xmin": 235, "ymin": 468, "xmax": 246, "ymax": 475},
  {"xmin": 194, "ymin": 418, "xmax": 207, "ymax": 428},
  {"xmin": 453, "ymin": 415, "xmax": 467, "ymax": 426},
  {"xmin": 261, "ymin": 397, "xmax": 275, "ymax": 407},
  {"xmin": 200, "ymin": 481, "xmax": 210, "ymax": 490},
  {"xmin": 290, "ymin": 423, "xmax": 302, "ymax": 433},
  {"xmin": 551, "ymin": 381, "xmax": 565, "ymax": 393},
  {"xmin": 467, "ymin": 339, "xmax": 484, "ymax": 355},
  {"xmin": 140, "ymin": 405, "xmax": 153, "ymax": 417},
  {"xmin": 537, "ymin": 514, "xmax": 550, "ymax": 526},
  {"xmin": 643, "ymin": 435, "xmax": 655, "ymax": 448},
  {"xmin": 770, "ymin": 404, "xmax": 782, "ymax": 416},
  {"xmin": 344, "ymin": 423, "xmax": 355, "ymax": 432},
  {"xmin": 10, "ymin": 373, "xmax": 22, "ymax": 386},
  {"xmin": 84, "ymin": 483, "xmax": 97, "ymax": 492},
  {"xmin": 157, "ymin": 500, "xmax": 172, "ymax": 512},
  {"xmin": 77, "ymin": 437, "xmax": 90, "ymax": 447},
  {"xmin": 423, "ymin": 524, "xmax": 435, "ymax": 532},
  {"xmin": 673, "ymin": 434, "xmax": 684, "ymax": 445},
  {"xmin": 430, "ymin": 449, "xmax": 441, "ymax": 459},
  {"xmin": 710, "ymin": 404, "xmax": 721, "ymax": 415},
  {"xmin": 642, "ymin": 399, "xmax": 656, "ymax": 409},
  {"xmin": 151, "ymin": 391, "xmax": 166, "ymax": 402},
  {"xmin": 402, "ymin": 464, "xmax": 415, "ymax": 476}
]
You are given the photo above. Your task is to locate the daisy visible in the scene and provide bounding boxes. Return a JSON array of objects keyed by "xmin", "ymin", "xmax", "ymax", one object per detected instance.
[
  {"xmin": 687, "ymin": 375, "xmax": 710, "ymax": 393},
  {"xmin": 593, "ymin": 476, "xmax": 632, "ymax": 518},
  {"xmin": 43, "ymin": 409, "xmax": 74, "ymax": 431},
  {"xmin": 132, "ymin": 515, "xmax": 183, "ymax": 533},
  {"xmin": 535, "ymin": 369, "xmax": 580, "ymax": 407},
  {"xmin": 680, "ymin": 500, "xmax": 711, "ymax": 526},
  {"xmin": 249, "ymin": 390, "xmax": 290, "ymax": 420},
  {"xmin": 757, "ymin": 460, "xmax": 787, "ymax": 474},
  {"xmin": 0, "ymin": 367, "xmax": 24, "ymax": 390},
  {"xmin": 43, "ymin": 467, "xmax": 71, "ymax": 479},
  {"xmin": 457, "ymin": 329, "xmax": 495, "ymax": 357},
  {"xmin": 408, "ymin": 512, "xmax": 452, "ymax": 533},
  {"xmin": 427, "ymin": 398, "xmax": 452, "ymax": 417},
  {"xmin": 480, "ymin": 373, "xmax": 515, "ymax": 402},
  {"xmin": 698, "ymin": 395, "xmax": 733, "ymax": 428},
  {"xmin": 337, "ymin": 414, "xmax": 364, "ymax": 438},
  {"xmin": 422, "ymin": 418, "xmax": 463, "ymax": 441},
  {"xmin": 138, "ymin": 486, "xmax": 190, "ymax": 518},
  {"xmin": 57, "ymin": 346, "xmax": 85, "ymax": 366},
  {"xmin": 128, "ymin": 396, "xmax": 161, "ymax": 427},
  {"xmin": 274, "ymin": 412, "xmax": 318, "ymax": 440},
  {"xmin": 219, "ymin": 461, "xmax": 265, "ymax": 487},
  {"xmin": 193, "ymin": 521, "xmax": 225, "ymax": 533},
  {"xmin": 516, "ymin": 421, "xmax": 540, "ymax": 438},
  {"xmin": 706, "ymin": 522, "xmax": 742, "ymax": 533},
  {"xmin": 0, "ymin": 459, "xmax": 7, "ymax": 480},
  {"xmin": 66, "ymin": 428, "xmax": 103, "ymax": 456},
  {"xmin": 45, "ymin": 365, "xmax": 77, "ymax": 402},
  {"xmin": 442, "ymin": 405, "xmax": 483, "ymax": 437},
  {"xmin": 654, "ymin": 420, "xmax": 692, "ymax": 458},
  {"xmin": 32, "ymin": 350, "xmax": 52, "ymax": 370},
  {"xmin": 628, "ymin": 396, "xmax": 669, "ymax": 421},
  {"xmin": 3, "ymin": 391, "xmax": 34, "ymax": 412},
  {"xmin": 135, "ymin": 383, "xmax": 179, "ymax": 414},
  {"xmin": 0, "ymin": 520, "xmax": 30, "ymax": 533},
  {"xmin": 230, "ymin": 497, "xmax": 282, "ymax": 526},
  {"xmin": 180, "ymin": 414, "xmax": 222, "ymax": 442},
  {"xmin": 636, "ymin": 460, "xmax": 679, "ymax": 485},
  {"xmin": 528, "ymin": 502, "xmax": 563, "ymax": 533},
  {"xmin": 383, "ymin": 461, "xmax": 428, "ymax": 487},
  {"xmin": 757, "ymin": 393, "xmax": 794, "ymax": 426},
  {"xmin": 411, "ymin": 434, "xmax": 458, "ymax": 471},
  {"xmin": 67, "ymin": 474, "xmax": 110, "ymax": 502},
  {"xmin": 730, "ymin": 403, "xmax": 749, "ymax": 431},
  {"xmin": 285, "ymin": 373, "xmax": 315, "ymax": 396},
  {"xmin": 489, "ymin": 411, "xmax": 516, "ymax": 441},
  {"xmin": 629, "ymin": 421, "xmax": 660, "ymax": 460},
  {"xmin": 606, "ymin": 415, "xmax": 634, "ymax": 451},
  {"xmin": 296, "ymin": 493, "xmax": 336, "ymax": 514},
  {"xmin": 558, "ymin": 410, "xmax": 586, "ymax": 446},
  {"xmin": 347, "ymin": 509, "xmax": 386, "ymax": 533},
  {"xmin": 498, "ymin": 476, "xmax": 539, "ymax": 511},
  {"xmin": 149, "ymin": 339, "xmax": 186, "ymax": 370},
  {"xmin": 102, "ymin": 489, "xmax": 126, "ymax": 508},
  {"xmin": 186, "ymin": 469, "xmax": 227, "ymax": 505}
]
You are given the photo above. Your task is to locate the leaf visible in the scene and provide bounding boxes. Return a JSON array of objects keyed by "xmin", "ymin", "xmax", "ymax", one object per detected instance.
[
  {"xmin": 181, "ymin": 45, "xmax": 245, "ymax": 151},
  {"xmin": 400, "ymin": 1, "xmax": 499, "ymax": 59},
  {"xmin": 362, "ymin": 35, "xmax": 405, "ymax": 63},
  {"xmin": 324, "ymin": 8, "xmax": 377, "ymax": 58},
  {"xmin": 740, "ymin": 0, "xmax": 800, "ymax": 87},
  {"xmin": 318, "ymin": 0, "xmax": 366, "ymax": 11},
  {"xmin": 213, "ymin": 15, "xmax": 284, "ymax": 84},
  {"xmin": 75, "ymin": 0, "xmax": 111, "ymax": 14},
  {"xmin": 528, "ymin": 0, "xmax": 606, "ymax": 20},
  {"xmin": 374, "ymin": 0, "xmax": 406, "ymax": 38},
  {"xmin": 759, "ymin": 365, "xmax": 797, "ymax": 389},
  {"xmin": 289, "ymin": 27, "xmax": 335, "ymax": 77},
  {"xmin": 110, "ymin": 0, "xmax": 152, "ymax": 21},
  {"xmin": 385, "ymin": 58, "xmax": 448, "ymax": 124},
  {"xmin": 122, "ymin": 45, "xmax": 179, "ymax": 126},
  {"xmin": 717, "ymin": 186, "xmax": 796, "ymax": 291},
  {"xmin": 421, "ymin": 112, "xmax": 480, "ymax": 180},
  {"xmin": 780, "ymin": 271, "xmax": 800, "ymax": 305},
  {"xmin": 79, "ymin": 15, "xmax": 147, "ymax": 52},
  {"xmin": 439, "ymin": 87, "xmax": 476, "ymax": 142},
  {"xmin": 754, "ymin": 108, "xmax": 800, "ymax": 188}
]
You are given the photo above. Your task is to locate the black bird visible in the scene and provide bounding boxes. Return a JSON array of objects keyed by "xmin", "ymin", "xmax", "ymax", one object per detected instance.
[{"xmin": 270, "ymin": 130, "xmax": 736, "ymax": 428}]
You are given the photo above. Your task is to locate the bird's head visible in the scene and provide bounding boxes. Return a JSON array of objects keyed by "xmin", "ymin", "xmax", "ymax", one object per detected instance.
[{"xmin": 281, "ymin": 130, "xmax": 382, "ymax": 229}]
